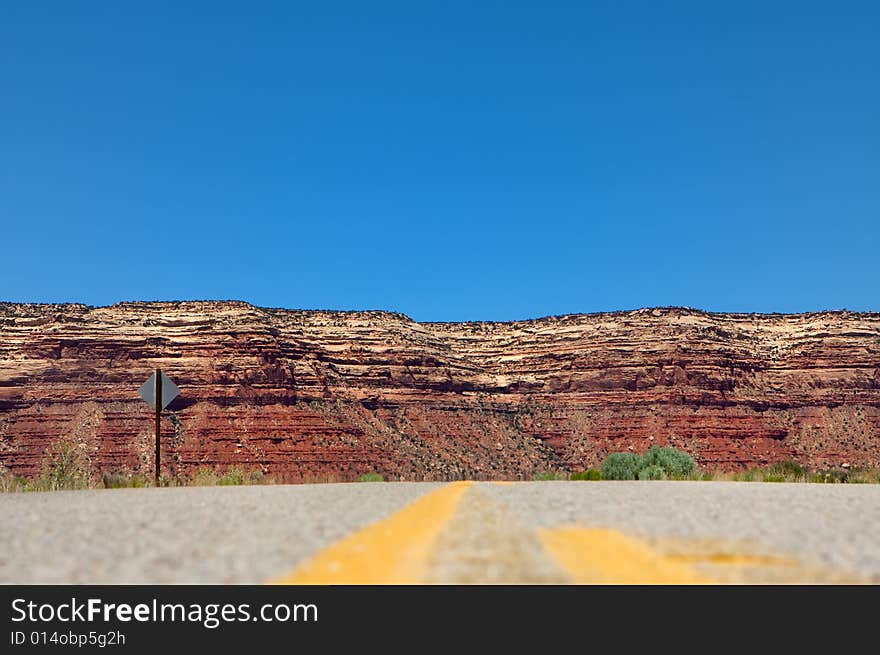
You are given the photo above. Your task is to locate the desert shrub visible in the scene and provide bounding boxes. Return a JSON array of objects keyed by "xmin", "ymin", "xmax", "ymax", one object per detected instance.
[
  {"xmin": 358, "ymin": 472, "xmax": 384, "ymax": 482},
  {"xmin": 819, "ymin": 469, "xmax": 850, "ymax": 483},
  {"xmin": 639, "ymin": 445, "xmax": 696, "ymax": 479},
  {"xmin": 844, "ymin": 470, "xmax": 874, "ymax": 484},
  {"xmin": 190, "ymin": 467, "xmax": 219, "ymax": 486},
  {"xmin": 217, "ymin": 466, "xmax": 246, "ymax": 486},
  {"xmin": 638, "ymin": 464, "xmax": 666, "ymax": 481},
  {"xmin": 102, "ymin": 472, "xmax": 148, "ymax": 489},
  {"xmin": 534, "ymin": 471, "xmax": 566, "ymax": 481},
  {"xmin": 766, "ymin": 460, "xmax": 805, "ymax": 479},
  {"xmin": 36, "ymin": 438, "xmax": 92, "ymax": 491},
  {"xmin": 571, "ymin": 469, "xmax": 602, "ymax": 481},
  {"xmin": 0, "ymin": 474, "xmax": 30, "ymax": 493},
  {"xmin": 188, "ymin": 466, "xmax": 261, "ymax": 486},
  {"xmin": 600, "ymin": 452, "xmax": 641, "ymax": 480}
]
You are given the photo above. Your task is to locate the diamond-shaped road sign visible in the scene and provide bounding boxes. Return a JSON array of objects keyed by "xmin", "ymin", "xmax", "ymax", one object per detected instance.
[{"xmin": 138, "ymin": 371, "xmax": 180, "ymax": 410}]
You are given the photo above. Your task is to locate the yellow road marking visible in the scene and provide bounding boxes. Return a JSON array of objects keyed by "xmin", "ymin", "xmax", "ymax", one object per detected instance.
[
  {"xmin": 269, "ymin": 482, "xmax": 472, "ymax": 584},
  {"xmin": 539, "ymin": 527, "xmax": 713, "ymax": 584},
  {"xmin": 669, "ymin": 552, "xmax": 795, "ymax": 568}
]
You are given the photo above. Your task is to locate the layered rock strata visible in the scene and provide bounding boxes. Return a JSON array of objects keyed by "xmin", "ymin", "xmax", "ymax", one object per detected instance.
[{"xmin": 1, "ymin": 302, "xmax": 878, "ymax": 481}]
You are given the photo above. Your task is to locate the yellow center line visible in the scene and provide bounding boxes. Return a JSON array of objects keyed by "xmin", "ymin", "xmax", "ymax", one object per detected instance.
[
  {"xmin": 269, "ymin": 482, "xmax": 472, "ymax": 585},
  {"xmin": 669, "ymin": 552, "xmax": 795, "ymax": 568},
  {"xmin": 539, "ymin": 527, "xmax": 714, "ymax": 584}
]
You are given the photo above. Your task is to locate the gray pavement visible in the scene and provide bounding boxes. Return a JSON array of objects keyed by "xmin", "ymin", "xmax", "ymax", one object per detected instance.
[
  {"xmin": 481, "ymin": 481, "xmax": 880, "ymax": 582},
  {"xmin": 2, "ymin": 481, "xmax": 878, "ymax": 583},
  {"xmin": 0, "ymin": 483, "xmax": 439, "ymax": 584}
]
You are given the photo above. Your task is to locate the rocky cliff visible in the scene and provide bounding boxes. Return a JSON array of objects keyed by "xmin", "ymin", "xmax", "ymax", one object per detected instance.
[{"xmin": 1, "ymin": 302, "xmax": 878, "ymax": 481}]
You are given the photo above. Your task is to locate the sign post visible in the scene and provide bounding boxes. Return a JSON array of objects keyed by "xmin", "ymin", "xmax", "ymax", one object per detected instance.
[
  {"xmin": 154, "ymin": 368, "xmax": 161, "ymax": 487},
  {"xmin": 138, "ymin": 369, "xmax": 180, "ymax": 486}
]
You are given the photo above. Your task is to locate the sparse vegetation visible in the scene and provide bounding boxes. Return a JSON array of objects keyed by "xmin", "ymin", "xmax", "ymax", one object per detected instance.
[
  {"xmin": 570, "ymin": 469, "xmax": 602, "ymax": 481},
  {"xmin": 639, "ymin": 445, "xmax": 696, "ymax": 478},
  {"xmin": 40, "ymin": 437, "xmax": 92, "ymax": 491},
  {"xmin": 217, "ymin": 466, "xmax": 246, "ymax": 486},
  {"xmin": 593, "ymin": 448, "xmax": 879, "ymax": 484},
  {"xmin": 691, "ymin": 462, "xmax": 879, "ymax": 484},
  {"xmin": 534, "ymin": 471, "xmax": 566, "ymax": 481},
  {"xmin": 600, "ymin": 452, "xmax": 641, "ymax": 480},
  {"xmin": 189, "ymin": 465, "xmax": 265, "ymax": 486},
  {"xmin": 2, "ymin": 440, "xmax": 878, "ymax": 491},
  {"xmin": 0, "ymin": 474, "xmax": 31, "ymax": 493},
  {"xmin": 0, "ymin": 438, "xmax": 94, "ymax": 492},
  {"xmin": 102, "ymin": 472, "xmax": 149, "ymax": 489},
  {"xmin": 638, "ymin": 464, "xmax": 666, "ymax": 480}
]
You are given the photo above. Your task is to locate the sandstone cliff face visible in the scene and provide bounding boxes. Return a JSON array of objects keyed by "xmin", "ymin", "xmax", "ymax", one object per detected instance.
[{"xmin": 1, "ymin": 302, "xmax": 878, "ymax": 481}]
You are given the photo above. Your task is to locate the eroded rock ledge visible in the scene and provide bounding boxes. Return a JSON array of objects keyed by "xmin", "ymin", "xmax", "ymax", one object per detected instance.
[{"xmin": 1, "ymin": 301, "xmax": 878, "ymax": 481}]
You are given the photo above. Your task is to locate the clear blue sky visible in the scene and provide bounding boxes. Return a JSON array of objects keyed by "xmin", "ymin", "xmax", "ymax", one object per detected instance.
[{"xmin": 2, "ymin": 2, "xmax": 877, "ymax": 321}]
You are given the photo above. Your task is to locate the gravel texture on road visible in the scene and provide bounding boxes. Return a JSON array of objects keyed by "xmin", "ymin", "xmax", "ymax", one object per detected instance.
[
  {"xmin": 426, "ymin": 486, "xmax": 569, "ymax": 583},
  {"xmin": 3, "ymin": 481, "xmax": 878, "ymax": 584},
  {"xmin": 481, "ymin": 481, "xmax": 880, "ymax": 581},
  {"xmin": 0, "ymin": 483, "xmax": 440, "ymax": 584}
]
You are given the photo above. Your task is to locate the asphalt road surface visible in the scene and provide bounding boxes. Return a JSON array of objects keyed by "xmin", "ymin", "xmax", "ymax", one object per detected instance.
[{"xmin": 2, "ymin": 481, "xmax": 878, "ymax": 584}]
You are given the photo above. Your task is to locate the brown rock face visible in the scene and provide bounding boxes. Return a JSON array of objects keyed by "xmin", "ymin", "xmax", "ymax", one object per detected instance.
[{"xmin": 1, "ymin": 302, "xmax": 878, "ymax": 481}]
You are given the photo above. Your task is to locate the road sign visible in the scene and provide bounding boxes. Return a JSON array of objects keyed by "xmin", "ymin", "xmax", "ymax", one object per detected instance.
[
  {"xmin": 139, "ymin": 369, "xmax": 180, "ymax": 486},
  {"xmin": 139, "ymin": 371, "xmax": 179, "ymax": 410}
]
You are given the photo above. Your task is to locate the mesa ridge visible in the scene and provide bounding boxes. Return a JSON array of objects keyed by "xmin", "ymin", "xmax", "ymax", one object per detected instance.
[{"xmin": 1, "ymin": 301, "xmax": 878, "ymax": 481}]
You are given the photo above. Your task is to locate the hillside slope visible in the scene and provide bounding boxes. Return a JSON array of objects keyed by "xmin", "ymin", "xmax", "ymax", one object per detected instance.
[{"xmin": 1, "ymin": 302, "xmax": 878, "ymax": 481}]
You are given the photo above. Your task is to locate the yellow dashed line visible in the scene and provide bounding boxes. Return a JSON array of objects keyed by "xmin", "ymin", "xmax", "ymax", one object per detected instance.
[
  {"xmin": 269, "ymin": 482, "xmax": 472, "ymax": 585},
  {"xmin": 539, "ymin": 527, "xmax": 713, "ymax": 584}
]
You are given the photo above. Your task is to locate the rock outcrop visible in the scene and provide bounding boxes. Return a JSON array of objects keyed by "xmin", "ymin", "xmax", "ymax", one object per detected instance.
[{"xmin": 1, "ymin": 302, "xmax": 878, "ymax": 481}]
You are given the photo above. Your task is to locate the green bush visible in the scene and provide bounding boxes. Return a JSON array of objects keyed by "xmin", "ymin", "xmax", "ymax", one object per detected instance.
[
  {"xmin": 639, "ymin": 445, "xmax": 696, "ymax": 479},
  {"xmin": 217, "ymin": 466, "xmax": 246, "ymax": 486},
  {"xmin": 600, "ymin": 452, "xmax": 641, "ymax": 480},
  {"xmin": 534, "ymin": 471, "xmax": 566, "ymax": 481},
  {"xmin": 766, "ymin": 460, "xmax": 805, "ymax": 479},
  {"xmin": 571, "ymin": 469, "xmax": 602, "ymax": 481},
  {"xmin": 358, "ymin": 472, "xmax": 384, "ymax": 482},
  {"xmin": 638, "ymin": 464, "xmax": 666, "ymax": 481}
]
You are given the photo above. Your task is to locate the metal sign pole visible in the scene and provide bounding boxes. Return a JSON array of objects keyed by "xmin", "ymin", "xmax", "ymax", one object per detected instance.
[
  {"xmin": 139, "ymin": 369, "xmax": 178, "ymax": 487},
  {"xmin": 155, "ymin": 367, "xmax": 162, "ymax": 487}
]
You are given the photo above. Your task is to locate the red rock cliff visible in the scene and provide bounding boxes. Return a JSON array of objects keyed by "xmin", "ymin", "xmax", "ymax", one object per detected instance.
[{"xmin": 1, "ymin": 302, "xmax": 878, "ymax": 481}]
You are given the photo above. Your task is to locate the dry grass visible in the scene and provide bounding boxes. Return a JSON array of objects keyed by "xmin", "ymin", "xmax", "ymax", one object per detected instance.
[
  {"xmin": 3, "ymin": 444, "xmax": 879, "ymax": 492},
  {"xmin": 186, "ymin": 465, "xmax": 266, "ymax": 487},
  {"xmin": 697, "ymin": 463, "xmax": 880, "ymax": 484}
]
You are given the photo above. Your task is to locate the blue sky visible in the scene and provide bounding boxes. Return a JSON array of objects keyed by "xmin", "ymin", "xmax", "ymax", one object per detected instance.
[{"xmin": 2, "ymin": 2, "xmax": 877, "ymax": 321}]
